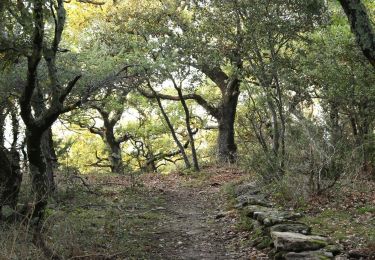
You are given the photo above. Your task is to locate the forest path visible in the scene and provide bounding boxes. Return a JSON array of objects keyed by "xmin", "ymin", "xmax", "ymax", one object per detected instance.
[{"xmin": 140, "ymin": 169, "xmax": 267, "ymax": 260}]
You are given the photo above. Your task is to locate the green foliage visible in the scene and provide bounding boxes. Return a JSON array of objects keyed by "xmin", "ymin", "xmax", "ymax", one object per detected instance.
[
  {"xmin": 57, "ymin": 129, "xmax": 109, "ymax": 174},
  {"xmin": 302, "ymin": 209, "xmax": 375, "ymax": 245},
  {"xmin": 265, "ymin": 174, "xmax": 309, "ymax": 209},
  {"xmin": 1, "ymin": 2, "xmax": 375, "ymax": 257},
  {"xmin": 357, "ymin": 206, "xmax": 375, "ymax": 215},
  {"xmin": 0, "ymin": 175, "xmax": 167, "ymax": 259}
]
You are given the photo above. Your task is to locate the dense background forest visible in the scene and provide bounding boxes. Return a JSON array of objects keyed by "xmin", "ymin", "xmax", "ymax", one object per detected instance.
[{"xmin": 0, "ymin": 0, "xmax": 374, "ymax": 259}]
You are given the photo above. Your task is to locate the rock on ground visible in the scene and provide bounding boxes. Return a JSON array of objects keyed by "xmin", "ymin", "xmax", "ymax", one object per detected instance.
[{"xmin": 271, "ymin": 231, "xmax": 328, "ymax": 252}]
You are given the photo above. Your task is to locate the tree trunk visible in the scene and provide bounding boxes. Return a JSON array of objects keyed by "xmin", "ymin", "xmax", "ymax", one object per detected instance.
[
  {"xmin": 198, "ymin": 65, "xmax": 241, "ymax": 164},
  {"xmin": 339, "ymin": 0, "xmax": 375, "ymax": 68},
  {"xmin": 40, "ymin": 128, "xmax": 58, "ymax": 191},
  {"xmin": 266, "ymin": 97, "xmax": 280, "ymax": 156},
  {"xmin": 155, "ymin": 96, "xmax": 191, "ymax": 169},
  {"xmin": 97, "ymin": 111, "xmax": 124, "ymax": 173},
  {"xmin": 26, "ymin": 129, "xmax": 49, "ymax": 223},
  {"xmin": 0, "ymin": 106, "xmax": 22, "ymax": 212},
  {"xmin": 217, "ymin": 90, "xmax": 239, "ymax": 163},
  {"xmin": 8, "ymin": 107, "xmax": 22, "ymax": 209},
  {"xmin": 105, "ymin": 135, "xmax": 123, "ymax": 174},
  {"xmin": 33, "ymin": 89, "xmax": 57, "ymax": 191},
  {"xmin": 0, "ymin": 107, "xmax": 7, "ymax": 146},
  {"xmin": 138, "ymin": 69, "xmax": 241, "ymax": 164},
  {"xmin": 358, "ymin": 101, "xmax": 374, "ymax": 175},
  {"xmin": 172, "ymin": 78, "xmax": 200, "ymax": 171},
  {"xmin": 0, "ymin": 148, "xmax": 12, "ymax": 212}
]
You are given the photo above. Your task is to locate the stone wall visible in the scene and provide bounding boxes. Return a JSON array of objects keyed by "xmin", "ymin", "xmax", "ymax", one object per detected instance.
[{"xmin": 232, "ymin": 182, "xmax": 345, "ymax": 260}]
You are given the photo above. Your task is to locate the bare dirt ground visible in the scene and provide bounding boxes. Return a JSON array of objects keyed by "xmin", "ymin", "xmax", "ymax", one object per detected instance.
[{"xmin": 138, "ymin": 168, "xmax": 268, "ymax": 260}]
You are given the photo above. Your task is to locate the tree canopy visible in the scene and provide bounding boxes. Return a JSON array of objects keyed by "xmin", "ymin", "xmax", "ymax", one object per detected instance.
[{"xmin": 0, "ymin": 1, "xmax": 374, "ymax": 258}]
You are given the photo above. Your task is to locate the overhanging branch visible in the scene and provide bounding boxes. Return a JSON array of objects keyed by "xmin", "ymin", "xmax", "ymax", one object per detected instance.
[{"xmin": 137, "ymin": 87, "xmax": 219, "ymax": 119}]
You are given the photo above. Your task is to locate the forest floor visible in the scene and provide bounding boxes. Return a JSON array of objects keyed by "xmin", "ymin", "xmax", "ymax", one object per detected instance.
[
  {"xmin": 0, "ymin": 166, "xmax": 267, "ymax": 259},
  {"xmin": 1, "ymin": 166, "xmax": 374, "ymax": 259},
  {"xmin": 136, "ymin": 167, "xmax": 268, "ymax": 260}
]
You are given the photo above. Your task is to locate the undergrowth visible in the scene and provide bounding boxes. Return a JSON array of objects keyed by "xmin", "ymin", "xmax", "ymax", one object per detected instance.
[{"xmin": 0, "ymin": 174, "xmax": 167, "ymax": 259}]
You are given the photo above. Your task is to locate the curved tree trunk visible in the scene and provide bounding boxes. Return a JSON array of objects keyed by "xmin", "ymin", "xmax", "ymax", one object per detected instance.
[
  {"xmin": 339, "ymin": 0, "xmax": 375, "ymax": 68},
  {"xmin": 17, "ymin": 0, "xmax": 83, "ymax": 228},
  {"xmin": 147, "ymin": 81, "xmax": 192, "ymax": 169},
  {"xmin": 199, "ymin": 65, "xmax": 241, "ymax": 164},
  {"xmin": 94, "ymin": 109, "xmax": 125, "ymax": 174}
]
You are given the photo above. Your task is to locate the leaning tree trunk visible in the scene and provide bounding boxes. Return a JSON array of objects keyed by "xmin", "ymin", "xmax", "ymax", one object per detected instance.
[
  {"xmin": 339, "ymin": 0, "xmax": 375, "ymax": 68},
  {"xmin": 148, "ymin": 81, "xmax": 192, "ymax": 169},
  {"xmin": 217, "ymin": 89, "xmax": 240, "ymax": 164},
  {"xmin": 155, "ymin": 96, "xmax": 191, "ymax": 169},
  {"xmin": 171, "ymin": 78, "xmax": 200, "ymax": 171}
]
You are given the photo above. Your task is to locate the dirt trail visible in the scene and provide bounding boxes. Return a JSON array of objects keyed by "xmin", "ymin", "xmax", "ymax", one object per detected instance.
[
  {"xmin": 156, "ymin": 187, "xmax": 227, "ymax": 259},
  {"xmin": 141, "ymin": 172, "xmax": 267, "ymax": 260}
]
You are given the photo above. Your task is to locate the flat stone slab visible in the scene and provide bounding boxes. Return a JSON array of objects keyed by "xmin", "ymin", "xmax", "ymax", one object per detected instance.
[
  {"xmin": 243, "ymin": 205, "xmax": 303, "ymax": 226},
  {"xmin": 254, "ymin": 210, "xmax": 303, "ymax": 226},
  {"xmin": 285, "ymin": 250, "xmax": 334, "ymax": 259},
  {"xmin": 271, "ymin": 231, "xmax": 328, "ymax": 252},
  {"xmin": 236, "ymin": 194, "xmax": 271, "ymax": 208},
  {"xmin": 243, "ymin": 205, "xmax": 272, "ymax": 216},
  {"xmin": 270, "ymin": 223, "xmax": 311, "ymax": 235},
  {"xmin": 234, "ymin": 182, "xmax": 260, "ymax": 196}
]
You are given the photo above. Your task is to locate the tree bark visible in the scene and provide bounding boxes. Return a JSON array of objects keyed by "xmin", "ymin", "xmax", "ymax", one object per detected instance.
[
  {"xmin": 195, "ymin": 64, "xmax": 242, "ymax": 163},
  {"xmin": 0, "ymin": 106, "xmax": 7, "ymax": 146},
  {"xmin": 33, "ymin": 88, "xmax": 57, "ymax": 192},
  {"xmin": 18, "ymin": 0, "xmax": 83, "ymax": 223},
  {"xmin": 339, "ymin": 0, "xmax": 375, "ymax": 68},
  {"xmin": 26, "ymin": 129, "xmax": 48, "ymax": 222},
  {"xmin": 89, "ymin": 105, "xmax": 127, "ymax": 174},
  {"xmin": 217, "ymin": 89, "xmax": 240, "ymax": 163},
  {"xmin": 41, "ymin": 128, "xmax": 57, "ymax": 192},
  {"xmin": 104, "ymin": 124, "xmax": 124, "ymax": 174}
]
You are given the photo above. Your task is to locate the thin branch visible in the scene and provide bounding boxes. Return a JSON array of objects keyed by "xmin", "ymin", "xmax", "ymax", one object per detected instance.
[{"xmin": 137, "ymin": 87, "xmax": 219, "ymax": 118}]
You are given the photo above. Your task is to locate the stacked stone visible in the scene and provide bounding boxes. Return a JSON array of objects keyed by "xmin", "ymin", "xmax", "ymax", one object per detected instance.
[{"xmin": 233, "ymin": 183, "xmax": 344, "ymax": 260}]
